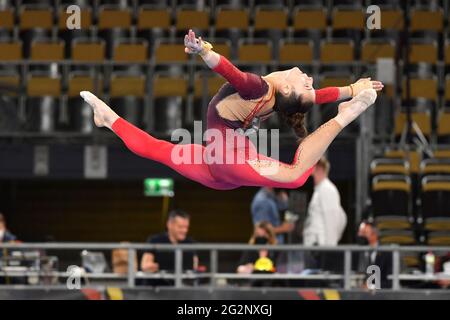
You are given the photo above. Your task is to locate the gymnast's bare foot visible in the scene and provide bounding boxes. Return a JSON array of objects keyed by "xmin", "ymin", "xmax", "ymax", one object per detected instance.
[
  {"xmin": 80, "ymin": 91, "xmax": 119, "ymax": 129},
  {"xmin": 334, "ymin": 89, "xmax": 377, "ymax": 127}
]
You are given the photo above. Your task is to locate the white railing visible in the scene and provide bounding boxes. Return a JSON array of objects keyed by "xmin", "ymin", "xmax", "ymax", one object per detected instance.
[{"xmin": 1, "ymin": 242, "xmax": 449, "ymax": 290}]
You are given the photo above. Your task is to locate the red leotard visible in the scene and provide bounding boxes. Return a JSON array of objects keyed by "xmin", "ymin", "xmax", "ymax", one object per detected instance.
[{"xmin": 111, "ymin": 56, "xmax": 341, "ymax": 190}]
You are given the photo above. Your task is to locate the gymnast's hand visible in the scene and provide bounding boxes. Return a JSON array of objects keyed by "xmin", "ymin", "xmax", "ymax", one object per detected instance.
[
  {"xmin": 349, "ymin": 78, "xmax": 384, "ymax": 97},
  {"xmin": 184, "ymin": 29, "xmax": 220, "ymax": 68},
  {"xmin": 184, "ymin": 29, "xmax": 212, "ymax": 55}
]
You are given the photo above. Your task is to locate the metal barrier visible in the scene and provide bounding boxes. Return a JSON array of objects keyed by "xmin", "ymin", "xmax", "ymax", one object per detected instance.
[{"xmin": 1, "ymin": 243, "xmax": 449, "ymax": 291}]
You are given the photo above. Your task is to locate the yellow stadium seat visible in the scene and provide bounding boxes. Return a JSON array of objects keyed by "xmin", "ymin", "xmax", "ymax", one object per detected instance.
[
  {"xmin": 279, "ymin": 41, "xmax": 313, "ymax": 63},
  {"xmin": 409, "ymin": 43, "xmax": 437, "ymax": 64},
  {"xmin": 445, "ymin": 76, "xmax": 450, "ymax": 101},
  {"xmin": 0, "ymin": 41, "xmax": 22, "ymax": 61},
  {"xmin": 0, "ymin": 73, "xmax": 20, "ymax": 96},
  {"xmin": 379, "ymin": 230, "xmax": 415, "ymax": 245},
  {"xmin": 375, "ymin": 217, "xmax": 412, "ymax": 230},
  {"xmin": 420, "ymin": 158, "xmax": 450, "ymax": 175},
  {"xmin": 372, "ymin": 175, "xmax": 412, "ymax": 230},
  {"xmin": 438, "ymin": 112, "xmax": 450, "ymax": 137},
  {"xmin": 110, "ymin": 74, "xmax": 146, "ymax": 97},
  {"xmin": 215, "ymin": 8, "xmax": 249, "ymax": 30},
  {"xmin": 176, "ymin": 9, "xmax": 209, "ymax": 31},
  {"xmin": 372, "ymin": 178, "xmax": 411, "ymax": 193},
  {"xmin": 152, "ymin": 74, "xmax": 188, "ymax": 133},
  {"xmin": 254, "ymin": 7, "xmax": 288, "ymax": 31},
  {"xmin": 421, "ymin": 176, "xmax": 450, "ymax": 231},
  {"xmin": 27, "ymin": 75, "xmax": 61, "ymax": 97},
  {"xmin": 137, "ymin": 7, "xmax": 171, "ymax": 30},
  {"xmin": 153, "ymin": 75, "xmax": 187, "ymax": 98},
  {"xmin": 154, "ymin": 42, "xmax": 188, "ymax": 63},
  {"xmin": 394, "ymin": 112, "xmax": 431, "ymax": 137},
  {"xmin": 68, "ymin": 74, "xmax": 102, "ymax": 98},
  {"xmin": 98, "ymin": 6, "xmax": 132, "ymax": 30},
  {"xmin": 20, "ymin": 7, "xmax": 53, "ymax": 30},
  {"xmin": 370, "ymin": 158, "xmax": 410, "ymax": 175},
  {"xmin": 293, "ymin": 8, "xmax": 327, "ymax": 31},
  {"xmin": 379, "ymin": 9, "xmax": 404, "ymax": 31},
  {"xmin": 445, "ymin": 43, "xmax": 450, "ymax": 65},
  {"xmin": 320, "ymin": 41, "xmax": 354, "ymax": 63},
  {"xmin": 361, "ymin": 40, "xmax": 395, "ymax": 63},
  {"xmin": 384, "ymin": 149, "xmax": 421, "ymax": 175},
  {"xmin": 410, "ymin": 9, "xmax": 444, "ymax": 32},
  {"xmin": 0, "ymin": 8, "xmax": 14, "ymax": 30},
  {"xmin": 71, "ymin": 40, "xmax": 105, "ymax": 62},
  {"xmin": 238, "ymin": 42, "xmax": 272, "ymax": 62},
  {"xmin": 332, "ymin": 9, "xmax": 365, "ymax": 31},
  {"xmin": 402, "ymin": 78, "xmax": 438, "ymax": 101},
  {"xmin": 428, "ymin": 232, "xmax": 450, "ymax": 245},
  {"xmin": 434, "ymin": 149, "xmax": 450, "ymax": 159},
  {"xmin": 113, "ymin": 41, "xmax": 148, "ymax": 62},
  {"xmin": 31, "ymin": 40, "xmax": 65, "ymax": 61}
]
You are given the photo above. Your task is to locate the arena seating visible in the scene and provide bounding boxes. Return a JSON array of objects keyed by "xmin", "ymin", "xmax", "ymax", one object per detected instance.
[{"xmin": 0, "ymin": 1, "xmax": 447, "ymax": 137}]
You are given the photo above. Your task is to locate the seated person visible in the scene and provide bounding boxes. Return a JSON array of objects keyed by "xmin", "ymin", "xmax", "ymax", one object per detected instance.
[
  {"xmin": 0, "ymin": 213, "xmax": 16, "ymax": 246},
  {"xmin": 237, "ymin": 221, "xmax": 277, "ymax": 287},
  {"xmin": 0, "ymin": 213, "xmax": 20, "ymax": 284},
  {"xmin": 140, "ymin": 210, "xmax": 198, "ymax": 286},
  {"xmin": 435, "ymin": 253, "xmax": 450, "ymax": 289},
  {"xmin": 112, "ymin": 242, "xmax": 138, "ymax": 275}
]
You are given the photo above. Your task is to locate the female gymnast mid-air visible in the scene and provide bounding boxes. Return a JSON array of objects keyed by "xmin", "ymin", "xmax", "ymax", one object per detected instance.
[{"xmin": 80, "ymin": 30, "xmax": 384, "ymax": 191}]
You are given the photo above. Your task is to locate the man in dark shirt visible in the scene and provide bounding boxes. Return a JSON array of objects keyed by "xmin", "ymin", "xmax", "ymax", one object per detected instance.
[
  {"xmin": 141, "ymin": 210, "xmax": 198, "ymax": 284},
  {"xmin": 356, "ymin": 221, "xmax": 392, "ymax": 289}
]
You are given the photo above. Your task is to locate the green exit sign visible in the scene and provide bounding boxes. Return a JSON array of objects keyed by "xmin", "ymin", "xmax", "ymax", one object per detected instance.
[{"xmin": 144, "ymin": 178, "xmax": 174, "ymax": 197}]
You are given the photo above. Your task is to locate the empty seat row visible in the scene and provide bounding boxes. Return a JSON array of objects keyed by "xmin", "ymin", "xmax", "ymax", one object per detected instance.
[
  {"xmin": 371, "ymin": 156, "xmax": 450, "ymax": 177},
  {"xmin": 1, "ymin": 38, "xmax": 447, "ymax": 64},
  {"xmin": 394, "ymin": 111, "xmax": 450, "ymax": 141},
  {"xmin": 370, "ymin": 172, "xmax": 450, "ymax": 245},
  {"xmin": 0, "ymin": 6, "xmax": 447, "ymax": 33}
]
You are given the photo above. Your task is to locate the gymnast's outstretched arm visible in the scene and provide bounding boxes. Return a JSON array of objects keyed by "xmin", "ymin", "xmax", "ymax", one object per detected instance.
[
  {"xmin": 243, "ymin": 89, "xmax": 379, "ymax": 186},
  {"xmin": 315, "ymin": 78, "xmax": 384, "ymax": 104},
  {"xmin": 184, "ymin": 30, "xmax": 383, "ymax": 105},
  {"xmin": 184, "ymin": 29, "xmax": 268, "ymax": 100}
]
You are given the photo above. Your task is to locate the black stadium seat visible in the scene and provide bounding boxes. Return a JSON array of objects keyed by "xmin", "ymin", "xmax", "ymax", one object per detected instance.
[
  {"xmin": 371, "ymin": 174, "xmax": 412, "ymax": 229},
  {"xmin": 420, "ymin": 175, "xmax": 450, "ymax": 232}
]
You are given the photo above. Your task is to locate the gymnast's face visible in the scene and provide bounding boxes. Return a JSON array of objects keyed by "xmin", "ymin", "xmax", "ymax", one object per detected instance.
[{"xmin": 266, "ymin": 67, "xmax": 316, "ymax": 104}]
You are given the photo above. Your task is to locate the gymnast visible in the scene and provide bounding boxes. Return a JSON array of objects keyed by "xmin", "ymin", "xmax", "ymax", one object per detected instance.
[{"xmin": 80, "ymin": 30, "xmax": 383, "ymax": 190}]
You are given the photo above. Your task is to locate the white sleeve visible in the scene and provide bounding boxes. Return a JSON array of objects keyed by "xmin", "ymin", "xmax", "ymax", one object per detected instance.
[
  {"xmin": 317, "ymin": 185, "xmax": 346, "ymax": 245},
  {"xmin": 303, "ymin": 193, "xmax": 322, "ymax": 246}
]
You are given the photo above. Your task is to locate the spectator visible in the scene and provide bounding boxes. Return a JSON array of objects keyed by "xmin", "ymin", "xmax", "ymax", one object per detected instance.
[
  {"xmin": 303, "ymin": 157, "xmax": 347, "ymax": 246},
  {"xmin": 0, "ymin": 213, "xmax": 18, "ymax": 284},
  {"xmin": 112, "ymin": 242, "xmax": 138, "ymax": 275},
  {"xmin": 356, "ymin": 220, "xmax": 392, "ymax": 289},
  {"xmin": 434, "ymin": 253, "xmax": 450, "ymax": 289},
  {"xmin": 0, "ymin": 213, "xmax": 16, "ymax": 245},
  {"xmin": 251, "ymin": 187, "xmax": 294, "ymax": 244},
  {"xmin": 237, "ymin": 221, "xmax": 277, "ymax": 274},
  {"xmin": 237, "ymin": 221, "xmax": 278, "ymax": 287},
  {"xmin": 140, "ymin": 210, "xmax": 198, "ymax": 285}
]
